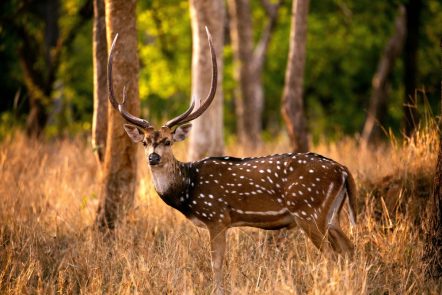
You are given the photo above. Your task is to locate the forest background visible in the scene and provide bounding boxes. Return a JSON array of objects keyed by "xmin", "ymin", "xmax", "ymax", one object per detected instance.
[{"xmin": 0, "ymin": 0, "xmax": 441, "ymax": 142}]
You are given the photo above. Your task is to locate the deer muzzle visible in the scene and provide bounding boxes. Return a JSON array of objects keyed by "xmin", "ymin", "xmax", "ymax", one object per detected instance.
[{"xmin": 149, "ymin": 152, "xmax": 161, "ymax": 166}]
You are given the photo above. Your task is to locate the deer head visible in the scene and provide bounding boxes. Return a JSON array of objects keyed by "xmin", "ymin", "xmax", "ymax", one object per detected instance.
[{"xmin": 107, "ymin": 27, "xmax": 217, "ymax": 167}]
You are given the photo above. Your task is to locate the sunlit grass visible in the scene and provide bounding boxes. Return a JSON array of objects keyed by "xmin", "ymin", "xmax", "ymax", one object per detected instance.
[{"xmin": 0, "ymin": 125, "xmax": 440, "ymax": 294}]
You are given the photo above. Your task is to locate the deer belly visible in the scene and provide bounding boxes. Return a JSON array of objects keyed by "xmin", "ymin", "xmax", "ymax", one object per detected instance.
[{"xmin": 229, "ymin": 208, "xmax": 296, "ymax": 230}]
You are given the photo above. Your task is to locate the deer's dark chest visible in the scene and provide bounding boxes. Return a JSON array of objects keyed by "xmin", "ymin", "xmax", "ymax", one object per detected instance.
[{"xmin": 153, "ymin": 164, "xmax": 198, "ymax": 216}]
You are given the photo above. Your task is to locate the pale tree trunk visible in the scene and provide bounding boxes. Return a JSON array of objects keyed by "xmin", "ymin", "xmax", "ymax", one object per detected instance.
[
  {"xmin": 188, "ymin": 0, "xmax": 225, "ymax": 161},
  {"xmin": 96, "ymin": 0, "xmax": 140, "ymax": 230},
  {"xmin": 423, "ymin": 38, "xmax": 442, "ymax": 280},
  {"xmin": 403, "ymin": 0, "xmax": 422, "ymax": 136},
  {"xmin": 228, "ymin": 0, "xmax": 257, "ymax": 148},
  {"xmin": 361, "ymin": 6, "xmax": 406, "ymax": 148},
  {"xmin": 92, "ymin": 0, "xmax": 108, "ymax": 166},
  {"xmin": 281, "ymin": 0, "xmax": 309, "ymax": 153},
  {"xmin": 227, "ymin": 0, "xmax": 281, "ymax": 150}
]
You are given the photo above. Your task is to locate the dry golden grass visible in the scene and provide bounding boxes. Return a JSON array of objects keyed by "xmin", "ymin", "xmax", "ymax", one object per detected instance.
[{"xmin": 0, "ymin": 126, "xmax": 441, "ymax": 294}]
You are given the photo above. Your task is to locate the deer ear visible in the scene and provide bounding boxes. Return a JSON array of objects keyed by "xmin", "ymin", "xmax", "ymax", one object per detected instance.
[
  {"xmin": 173, "ymin": 124, "xmax": 192, "ymax": 142},
  {"xmin": 123, "ymin": 124, "xmax": 145, "ymax": 143}
]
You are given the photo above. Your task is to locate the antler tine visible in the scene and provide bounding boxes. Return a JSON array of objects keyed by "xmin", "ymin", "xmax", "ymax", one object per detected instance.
[
  {"xmin": 164, "ymin": 99, "xmax": 196, "ymax": 129},
  {"xmin": 165, "ymin": 27, "xmax": 218, "ymax": 128},
  {"xmin": 179, "ymin": 27, "xmax": 217, "ymax": 124},
  {"xmin": 108, "ymin": 34, "xmax": 152, "ymax": 129}
]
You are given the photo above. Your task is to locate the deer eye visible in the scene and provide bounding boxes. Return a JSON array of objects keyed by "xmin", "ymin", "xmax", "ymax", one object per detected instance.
[{"xmin": 164, "ymin": 140, "xmax": 171, "ymax": 146}]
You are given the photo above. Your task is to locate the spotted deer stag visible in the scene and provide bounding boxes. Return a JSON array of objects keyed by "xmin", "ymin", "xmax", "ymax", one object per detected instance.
[{"xmin": 108, "ymin": 28, "xmax": 357, "ymax": 294}]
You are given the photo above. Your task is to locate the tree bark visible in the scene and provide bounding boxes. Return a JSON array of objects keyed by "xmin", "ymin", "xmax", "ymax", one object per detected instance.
[
  {"xmin": 92, "ymin": 0, "xmax": 108, "ymax": 166},
  {"xmin": 281, "ymin": 0, "xmax": 309, "ymax": 153},
  {"xmin": 228, "ymin": 0, "xmax": 259, "ymax": 148},
  {"xmin": 361, "ymin": 6, "xmax": 406, "ymax": 147},
  {"xmin": 423, "ymin": 38, "xmax": 442, "ymax": 280},
  {"xmin": 227, "ymin": 0, "xmax": 281, "ymax": 150},
  {"xmin": 188, "ymin": 0, "xmax": 225, "ymax": 161},
  {"xmin": 96, "ymin": 0, "xmax": 139, "ymax": 230},
  {"xmin": 403, "ymin": 0, "xmax": 422, "ymax": 136}
]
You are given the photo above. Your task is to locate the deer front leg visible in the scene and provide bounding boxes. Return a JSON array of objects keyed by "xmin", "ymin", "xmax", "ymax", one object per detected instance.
[{"xmin": 208, "ymin": 225, "xmax": 227, "ymax": 295}]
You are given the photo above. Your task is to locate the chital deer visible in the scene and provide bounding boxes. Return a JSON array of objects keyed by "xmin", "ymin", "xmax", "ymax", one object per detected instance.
[{"xmin": 108, "ymin": 28, "xmax": 357, "ymax": 294}]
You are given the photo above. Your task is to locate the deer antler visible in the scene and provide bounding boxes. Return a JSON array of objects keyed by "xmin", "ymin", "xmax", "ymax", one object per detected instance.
[
  {"xmin": 108, "ymin": 27, "xmax": 217, "ymax": 130},
  {"xmin": 108, "ymin": 34, "xmax": 152, "ymax": 129},
  {"xmin": 165, "ymin": 26, "xmax": 218, "ymax": 129}
]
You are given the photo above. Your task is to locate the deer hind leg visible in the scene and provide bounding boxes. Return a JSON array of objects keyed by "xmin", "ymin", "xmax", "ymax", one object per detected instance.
[
  {"xmin": 208, "ymin": 225, "xmax": 227, "ymax": 295},
  {"xmin": 327, "ymin": 226, "xmax": 354, "ymax": 256},
  {"xmin": 295, "ymin": 219, "xmax": 354, "ymax": 257},
  {"xmin": 325, "ymin": 186, "xmax": 355, "ymax": 256},
  {"xmin": 298, "ymin": 220, "xmax": 328, "ymax": 251},
  {"xmin": 295, "ymin": 218, "xmax": 332, "ymax": 251}
]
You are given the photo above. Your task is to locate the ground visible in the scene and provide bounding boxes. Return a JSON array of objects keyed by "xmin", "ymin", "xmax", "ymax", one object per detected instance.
[{"xmin": 0, "ymin": 125, "xmax": 441, "ymax": 294}]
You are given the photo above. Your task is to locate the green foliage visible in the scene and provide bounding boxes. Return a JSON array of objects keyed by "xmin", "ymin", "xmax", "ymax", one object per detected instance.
[
  {"xmin": 137, "ymin": 0, "xmax": 192, "ymax": 126},
  {"xmin": 417, "ymin": 0, "xmax": 442, "ymax": 115},
  {"xmin": 0, "ymin": 0, "xmax": 440, "ymax": 141},
  {"xmin": 52, "ymin": 21, "xmax": 93, "ymax": 136},
  {"xmin": 0, "ymin": 0, "xmax": 93, "ymax": 136},
  {"xmin": 305, "ymin": 0, "xmax": 387, "ymax": 139}
]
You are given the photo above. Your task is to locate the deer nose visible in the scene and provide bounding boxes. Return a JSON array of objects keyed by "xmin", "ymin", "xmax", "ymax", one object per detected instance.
[{"xmin": 149, "ymin": 152, "xmax": 161, "ymax": 165}]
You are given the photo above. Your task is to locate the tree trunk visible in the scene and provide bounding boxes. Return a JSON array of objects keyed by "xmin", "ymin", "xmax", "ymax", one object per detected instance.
[
  {"xmin": 22, "ymin": 94, "xmax": 49, "ymax": 139},
  {"xmin": 227, "ymin": 0, "xmax": 261, "ymax": 149},
  {"xmin": 361, "ymin": 6, "xmax": 406, "ymax": 147},
  {"xmin": 281, "ymin": 0, "xmax": 309, "ymax": 153},
  {"xmin": 227, "ymin": 0, "xmax": 280, "ymax": 150},
  {"xmin": 96, "ymin": 0, "xmax": 140, "ymax": 230},
  {"xmin": 423, "ymin": 38, "xmax": 442, "ymax": 280},
  {"xmin": 92, "ymin": 0, "xmax": 108, "ymax": 166},
  {"xmin": 188, "ymin": 0, "xmax": 225, "ymax": 161},
  {"xmin": 403, "ymin": 0, "xmax": 422, "ymax": 136}
]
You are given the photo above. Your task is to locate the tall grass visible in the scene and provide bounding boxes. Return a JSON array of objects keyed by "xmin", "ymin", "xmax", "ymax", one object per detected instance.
[{"xmin": 0, "ymin": 125, "xmax": 440, "ymax": 294}]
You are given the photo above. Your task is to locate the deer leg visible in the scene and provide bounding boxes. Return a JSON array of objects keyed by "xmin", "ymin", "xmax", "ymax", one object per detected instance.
[
  {"xmin": 317, "ymin": 181, "xmax": 353, "ymax": 254},
  {"xmin": 327, "ymin": 226, "xmax": 354, "ymax": 256},
  {"xmin": 323, "ymin": 185, "xmax": 355, "ymax": 256},
  {"xmin": 208, "ymin": 225, "xmax": 227, "ymax": 295},
  {"xmin": 295, "ymin": 218, "xmax": 331, "ymax": 252}
]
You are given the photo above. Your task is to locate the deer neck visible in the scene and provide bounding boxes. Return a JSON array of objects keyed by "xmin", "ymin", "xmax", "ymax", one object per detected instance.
[{"xmin": 149, "ymin": 158, "xmax": 190, "ymax": 201}]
